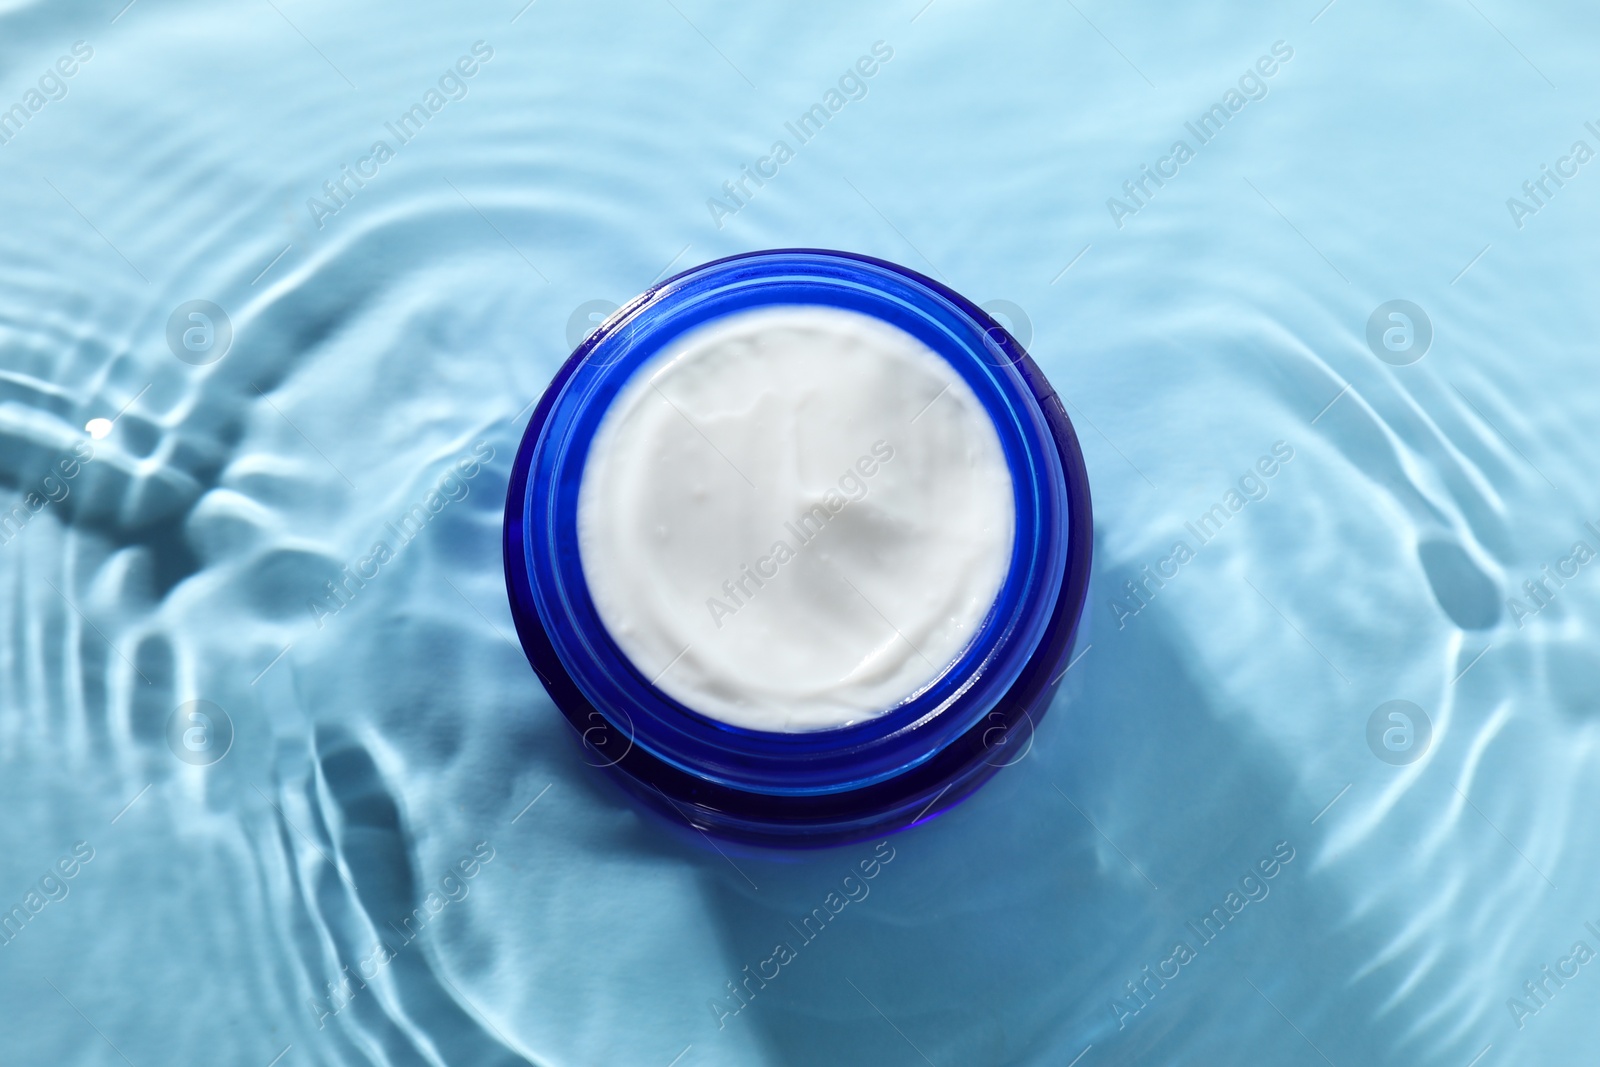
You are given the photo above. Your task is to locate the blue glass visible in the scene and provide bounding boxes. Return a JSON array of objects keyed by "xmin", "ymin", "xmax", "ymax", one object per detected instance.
[{"xmin": 504, "ymin": 249, "xmax": 1092, "ymax": 845}]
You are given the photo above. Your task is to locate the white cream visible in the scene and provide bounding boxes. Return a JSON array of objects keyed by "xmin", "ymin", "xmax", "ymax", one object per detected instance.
[{"xmin": 577, "ymin": 305, "xmax": 1015, "ymax": 732}]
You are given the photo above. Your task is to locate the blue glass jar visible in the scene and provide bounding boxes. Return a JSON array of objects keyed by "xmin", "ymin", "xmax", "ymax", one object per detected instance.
[{"xmin": 504, "ymin": 249, "xmax": 1092, "ymax": 846}]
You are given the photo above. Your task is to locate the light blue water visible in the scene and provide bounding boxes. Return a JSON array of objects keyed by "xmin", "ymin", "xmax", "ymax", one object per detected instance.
[{"xmin": 2, "ymin": 1, "xmax": 1598, "ymax": 1064}]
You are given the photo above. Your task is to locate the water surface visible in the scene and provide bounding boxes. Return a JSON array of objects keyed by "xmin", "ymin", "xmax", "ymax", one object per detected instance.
[{"xmin": 2, "ymin": 1, "xmax": 1598, "ymax": 1064}]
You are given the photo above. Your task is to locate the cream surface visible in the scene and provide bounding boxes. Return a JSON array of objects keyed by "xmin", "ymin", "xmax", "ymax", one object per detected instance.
[{"xmin": 577, "ymin": 305, "xmax": 1015, "ymax": 732}]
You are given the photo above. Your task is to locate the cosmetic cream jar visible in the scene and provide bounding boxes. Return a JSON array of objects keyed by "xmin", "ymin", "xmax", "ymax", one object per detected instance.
[{"xmin": 504, "ymin": 249, "xmax": 1091, "ymax": 845}]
